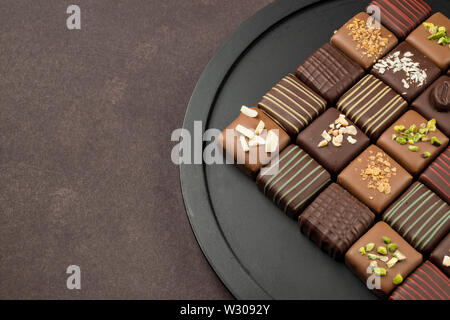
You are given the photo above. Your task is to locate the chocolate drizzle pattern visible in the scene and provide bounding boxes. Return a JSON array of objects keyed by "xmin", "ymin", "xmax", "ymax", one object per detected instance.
[
  {"xmin": 368, "ymin": 0, "xmax": 432, "ymax": 39},
  {"xmin": 337, "ymin": 75, "xmax": 408, "ymax": 141},
  {"xmin": 299, "ymin": 183, "xmax": 375, "ymax": 260},
  {"xmin": 256, "ymin": 145, "xmax": 331, "ymax": 219},
  {"xmin": 382, "ymin": 182, "xmax": 450, "ymax": 255},
  {"xmin": 295, "ymin": 43, "xmax": 364, "ymax": 104},
  {"xmin": 419, "ymin": 146, "xmax": 450, "ymax": 204},
  {"xmin": 390, "ymin": 261, "xmax": 450, "ymax": 300},
  {"xmin": 258, "ymin": 74, "xmax": 327, "ymax": 137}
]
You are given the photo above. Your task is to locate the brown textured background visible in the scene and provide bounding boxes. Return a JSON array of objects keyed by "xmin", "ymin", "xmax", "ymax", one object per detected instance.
[{"xmin": 0, "ymin": 0, "xmax": 272, "ymax": 299}]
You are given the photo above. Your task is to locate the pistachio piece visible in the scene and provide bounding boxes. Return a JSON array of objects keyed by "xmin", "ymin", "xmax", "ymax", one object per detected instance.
[
  {"xmin": 394, "ymin": 125, "xmax": 405, "ymax": 133},
  {"xmin": 431, "ymin": 136, "xmax": 442, "ymax": 146},
  {"xmin": 379, "ymin": 256, "xmax": 389, "ymax": 262},
  {"xmin": 368, "ymin": 253, "xmax": 379, "ymax": 260},
  {"xmin": 413, "ymin": 133, "xmax": 422, "ymax": 143},
  {"xmin": 393, "ymin": 274, "xmax": 403, "ymax": 285},
  {"xmin": 387, "ymin": 243, "xmax": 398, "ymax": 252},
  {"xmin": 387, "ymin": 257, "xmax": 399, "ymax": 269},
  {"xmin": 366, "ymin": 243, "xmax": 375, "ymax": 252},
  {"xmin": 373, "ymin": 267, "xmax": 387, "ymax": 276},
  {"xmin": 382, "ymin": 236, "xmax": 391, "ymax": 244},
  {"xmin": 409, "ymin": 145, "xmax": 419, "ymax": 152},
  {"xmin": 396, "ymin": 137, "xmax": 407, "ymax": 145},
  {"xmin": 359, "ymin": 247, "xmax": 366, "ymax": 255},
  {"xmin": 409, "ymin": 124, "xmax": 418, "ymax": 134},
  {"xmin": 427, "ymin": 119, "xmax": 437, "ymax": 132},
  {"xmin": 392, "ymin": 134, "xmax": 397, "ymax": 140},
  {"xmin": 377, "ymin": 246, "xmax": 387, "ymax": 255},
  {"xmin": 422, "ymin": 152, "xmax": 431, "ymax": 159}
]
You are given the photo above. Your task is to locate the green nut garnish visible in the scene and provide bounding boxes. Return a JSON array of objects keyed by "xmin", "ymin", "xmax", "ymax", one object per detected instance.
[
  {"xmin": 377, "ymin": 246, "xmax": 387, "ymax": 255},
  {"xmin": 382, "ymin": 236, "xmax": 391, "ymax": 244},
  {"xmin": 431, "ymin": 136, "xmax": 442, "ymax": 146},
  {"xmin": 392, "ymin": 134, "xmax": 397, "ymax": 140},
  {"xmin": 413, "ymin": 133, "xmax": 422, "ymax": 143},
  {"xmin": 427, "ymin": 119, "xmax": 437, "ymax": 132},
  {"xmin": 438, "ymin": 26, "xmax": 446, "ymax": 33},
  {"xmin": 423, "ymin": 152, "xmax": 431, "ymax": 159},
  {"xmin": 429, "ymin": 31, "xmax": 446, "ymax": 40},
  {"xmin": 408, "ymin": 139, "xmax": 415, "ymax": 145},
  {"xmin": 409, "ymin": 124, "xmax": 418, "ymax": 134},
  {"xmin": 394, "ymin": 125, "xmax": 405, "ymax": 133},
  {"xmin": 388, "ymin": 243, "xmax": 398, "ymax": 252},
  {"xmin": 368, "ymin": 253, "xmax": 379, "ymax": 260},
  {"xmin": 373, "ymin": 267, "xmax": 387, "ymax": 276},
  {"xmin": 366, "ymin": 243, "xmax": 375, "ymax": 252},
  {"xmin": 419, "ymin": 127, "xmax": 428, "ymax": 135},
  {"xmin": 409, "ymin": 145, "xmax": 419, "ymax": 152},
  {"xmin": 359, "ymin": 247, "xmax": 366, "ymax": 255},
  {"xmin": 396, "ymin": 137, "xmax": 407, "ymax": 145},
  {"xmin": 421, "ymin": 136, "xmax": 430, "ymax": 142},
  {"xmin": 393, "ymin": 274, "xmax": 403, "ymax": 285}
]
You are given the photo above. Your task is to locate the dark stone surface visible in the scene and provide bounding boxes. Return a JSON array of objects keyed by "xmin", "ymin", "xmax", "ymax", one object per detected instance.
[{"xmin": 0, "ymin": 0, "xmax": 272, "ymax": 299}]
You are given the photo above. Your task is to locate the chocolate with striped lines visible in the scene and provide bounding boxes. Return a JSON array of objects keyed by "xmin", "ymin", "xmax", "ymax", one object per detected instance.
[
  {"xmin": 337, "ymin": 74, "xmax": 408, "ymax": 141},
  {"xmin": 419, "ymin": 146, "xmax": 450, "ymax": 204},
  {"xmin": 367, "ymin": 0, "xmax": 431, "ymax": 40},
  {"xmin": 295, "ymin": 43, "xmax": 364, "ymax": 104},
  {"xmin": 258, "ymin": 74, "xmax": 327, "ymax": 138},
  {"xmin": 430, "ymin": 233, "xmax": 450, "ymax": 277},
  {"xmin": 382, "ymin": 182, "xmax": 450, "ymax": 255},
  {"xmin": 256, "ymin": 145, "xmax": 331, "ymax": 219},
  {"xmin": 390, "ymin": 261, "xmax": 450, "ymax": 300}
]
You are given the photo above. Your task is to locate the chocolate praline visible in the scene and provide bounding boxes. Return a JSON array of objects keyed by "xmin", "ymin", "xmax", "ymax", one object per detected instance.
[
  {"xmin": 430, "ymin": 233, "xmax": 450, "ymax": 277},
  {"xmin": 377, "ymin": 110, "xmax": 449, "ymax": 176},
  {"xmin": 331, "ymin": 12, "xmax": 398, "ymax": 71},
  {"xmin": 382, "ymin": 182, "xmax": 450, "ymax": 256},
  {"xmin": 366, "ymin": 0, "xmax": 432, "ymax": 40},
  {"xmin": 411, "ymin": 76, "xmax": 450, "ymax": 137},
  {"xmin": 295, "ymin": 43, "xmax": 364, "ymax": 104},
  {"xmin": 298, "ymin": 183, "xmax": 375, "ymax": 260},
  {"xmin": 258, "ymin": 73, "xmax": 327, "ymax": 138},
  {"xmin": 371, "ymin": 42, "xmax": 441, "ymax": 102},
  {"xmin": 337, "ymin": 74, "xmax": 408, "ymax": 141},
  {"xmin": 217, "ymin": 107, "xmax": 290, "ymax": 178},
  {"xmin": 345, "ymin": 222, "xmax": 422, "ymax": 299},
  {"xmin": 296, "ymin": 108, "xmax": 370, "ymax": 176},
  {"xmin": 419, "ymin": 146, "xmax": 450, "ymax": 204},
  {"xmin": 256, "ymin": 145, "xmax": 331, "ymax": 219},
  {"xmin": 406, "ymin": 12, "xmax": 450, "ymax": 70},
  {"xmin": 390, "ymin": 261, "xmax": 450, "ymax": 300},
  {"xmin": 337, "ymin": 145, "xmax": 412, "ymax": 215}
]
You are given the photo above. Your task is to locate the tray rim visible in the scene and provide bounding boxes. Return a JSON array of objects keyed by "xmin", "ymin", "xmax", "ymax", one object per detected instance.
[{"xmin": 179, "ymin": 0, "xmax": 329, "ymax": 300}]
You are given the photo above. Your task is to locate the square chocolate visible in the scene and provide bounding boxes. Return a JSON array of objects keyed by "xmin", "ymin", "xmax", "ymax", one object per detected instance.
[
  {"xmin": 371, "ymin": 42, "xmax": 441, "ymax": 102},
  {"xmin": 338, "ymin": 144, "xmax": 412, "ymax": 215},
  {"xmin": 298, "ymin": 183, "xmax": 375, "ymax": 260},
  {"xmin": 337, "ymin": 74, "xmax": 408, "ymax": 141},
  {"xmin": 411, "ymin": 76, "xmax": 450, "ymax": 137},
  {"xmin": 390, "ymin": 261, "xmax": 449, "ymax": 300},
  {"xmin": 331, "ymin": 12, "xmax": 398, "ymax": 71},
  {"xmin": 294, "ymin": 43, "xmax": 364, "ymax": 104},
  {"xmin": 345, "ymin": 222, "xmax": 422, "ymax": 299},
  {"xmin": 295, "ymin": 108, "xmax": 370, "ymax": 176},
  {"xmin": 218, "ymin": 107, "xmax": 290, "ymax": 178},
  {"xmin": 382, "ymin": 182, "xmax": 450, "ymax": 256},
  {"xmin": 419, "ymin": 146, "xmax": 450, "ymax": 204},
  {"xmin": 256, "ymin": 145, "xmax": 331, "ymax": 219},
  {"xmin": 377, "ymin": 110, "xmax": 449, "ymax": 176},
  {"xmin": 406, "ymin": 13, "xmax": 450, "ymax": 70},
  {"xmin": 367, "ymin": 0, "xmax": 432, "ymax": 40},
  {"xmin": 258, "ymin": 73, "xmax": 327, "ymax": 138},
  {"xmin": 430, "ymin": 233, "xmax": 450, "ymax": 277}
]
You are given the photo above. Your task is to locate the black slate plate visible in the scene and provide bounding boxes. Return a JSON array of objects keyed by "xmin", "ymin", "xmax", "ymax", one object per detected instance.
[{"xmin": 180, "ymin": 0, "xmax": 450, "ymax": 299}]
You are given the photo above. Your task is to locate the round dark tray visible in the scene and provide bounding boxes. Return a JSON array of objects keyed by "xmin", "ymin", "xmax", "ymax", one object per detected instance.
[{"xmin": 180, "ymin": 0, "xmax": 450, "ymax": 299}]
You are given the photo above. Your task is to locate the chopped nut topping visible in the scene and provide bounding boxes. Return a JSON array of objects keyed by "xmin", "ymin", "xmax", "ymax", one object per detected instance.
[
  {"xmin": 347, "ymin": 17, "xmax": 389, "ymax": 59},
  {"xmin": 360, "ymin": 151, "xmax": 395, "ymax": 195}
]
